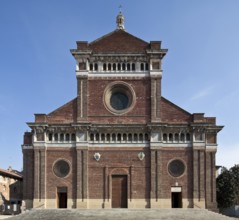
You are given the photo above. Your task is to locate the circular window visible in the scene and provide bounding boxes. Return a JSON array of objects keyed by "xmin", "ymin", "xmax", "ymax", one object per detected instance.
[
  {"xmin": 53, "ymin": 159, "xmax": 71, "ymax": 178},
  {"xmin": 110, "ymin": 92, "xmax": 129, "ymax": 110},
  {"xmin": 103, "ymin": 81, "xmax": 136, "ymax": 115},
  {"xmin": 168, "ymin": 159, "xmax": 185, "ymax": 177}
]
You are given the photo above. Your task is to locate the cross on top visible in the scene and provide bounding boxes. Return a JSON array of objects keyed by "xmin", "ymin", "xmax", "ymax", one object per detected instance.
[{"xmin": 119, "ymin": 5, "xmax": 122, "ymax": 13}]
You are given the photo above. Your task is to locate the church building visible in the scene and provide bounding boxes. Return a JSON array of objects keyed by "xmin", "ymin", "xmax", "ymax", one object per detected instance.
[{"xmin": 22, "ymin": 12, "xmax": 223, "ymax": 211}]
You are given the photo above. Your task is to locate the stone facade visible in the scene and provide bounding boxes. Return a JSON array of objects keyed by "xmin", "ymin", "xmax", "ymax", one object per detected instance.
[
  {"xmin": 22, "ymin": 12, "xmax": 223, "ymax": 211},
  {"xmin": 0, "ymin": 167, "xmax": 23, "ymax": 205}
]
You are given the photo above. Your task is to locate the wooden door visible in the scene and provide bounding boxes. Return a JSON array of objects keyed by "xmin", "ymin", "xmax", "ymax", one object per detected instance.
[
  {"xmin": 172, "ymin": 192, "xmax": 182, "ymax": 208},
  {"xmin": 58, "ymin": 192, "xmax": 67, "ymax": 208},
  {"xmin": 112, "ymin": 175, "xmax": 127, "ymax": 208}
]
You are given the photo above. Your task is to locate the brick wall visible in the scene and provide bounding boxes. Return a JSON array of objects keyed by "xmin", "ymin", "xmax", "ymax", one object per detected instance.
[
  {"xmin": 88, "ymin": 147, "xmax": 150, "ymax": 200},
  {"xmin": 161, "ymin": 97, "xmax": 192, "ymax": 123},
  {"xmin": 23, "ymin": 149, "xmax": 34, "ymax": 200},
  {"xmin": 151, "ymin": 148, "xmax": 193, "ymax": 200},
  {"xmin": 45, "ymin": 148, "xmax": 77, "ymax": 199},
  {"xmin": 87, "ymin": 78, "xmax": 151, "ymax": 124}
]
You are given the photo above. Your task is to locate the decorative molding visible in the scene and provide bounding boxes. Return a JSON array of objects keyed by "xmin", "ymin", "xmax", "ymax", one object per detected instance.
[
  {"xmin": 94, "ymin": 152, "xmax": 101, "ymax": 161},
  {"xmin": 138, "ymin": 152, "xmax": 145, "ymax": 161}
]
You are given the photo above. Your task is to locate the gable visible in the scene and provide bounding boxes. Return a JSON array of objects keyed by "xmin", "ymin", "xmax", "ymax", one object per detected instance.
[
  {"xmin": 89, "ymin": 29, "xmax": 149, "ymax": 54},
  {"xmin": 161, "ymin": 97, "xmax": 192, "ymax": 123},
  {"xmin": 46, "ymin": 98, "xmax": 77, "ymax": 124}
]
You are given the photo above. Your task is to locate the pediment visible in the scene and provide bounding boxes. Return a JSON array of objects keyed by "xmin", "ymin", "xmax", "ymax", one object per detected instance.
[
  {"xmin": 161, "ymin": 97, "xmax": 192, "ymax": 123},
  {"xmin": 89, "ymin": 29, "xmax": 149, "ymax": 54},
  {"xmin": 46, "ymin": 98, "xmax": 77, "ymax": 124}
]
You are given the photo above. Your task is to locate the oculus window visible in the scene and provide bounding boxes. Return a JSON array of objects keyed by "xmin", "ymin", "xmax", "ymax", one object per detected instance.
[
  {"xmin": 110, "ymin": 92, "xmax": 129, "ymax": 110},
  {"xmin": 53, "ymin": 159, "xmax": 71, "ymax": 178},
  {"xmin": 168, "ymin": 159, "xmax": 185, "ymax": 177},
  {"xmin": 104, "ymin": 81, "xmax": 136, "ymax": 115}
]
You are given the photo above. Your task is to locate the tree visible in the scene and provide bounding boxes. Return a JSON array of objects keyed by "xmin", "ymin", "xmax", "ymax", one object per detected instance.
[
  {"xmin": 216, "ymin": 165, "xmax": 239, "ymax": 210},
  {"xmin": 229, "ymin": 165, "xmax": 239, "ymax": 204}
]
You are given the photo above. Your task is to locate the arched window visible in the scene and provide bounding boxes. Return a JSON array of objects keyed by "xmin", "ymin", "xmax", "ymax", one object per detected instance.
[
  {"xmin": 101, "ymin": 133, "xmax": 105, "ymax": 141},
  {"xmin": 117, "ymin": 133, "xmax": 121, "ymax": 141},
  {"xmin": 96, "ymin": 133, "xmax": 99, "ymax": 141},
  {"xmin": 180, "ymin": 133, "xmax": 185, "ymax": 142},
  {"xmin": 186, "ymin": 133, "xmax": 191, "ymax": 141},
  {"xmin": 66, "ymin": 133, "xmax": 70, "ymax": 141},
  {"xmin": 163, "ymin": 133, "xmax": 167, "ymax": 142},
  {"xmin": 145, "ymin": 133, "xmax": 149, "ymax": 141},
  {"xmin": 112, "ymin": 133, "xmax": 116, "ymax": 141},
  {"xmin": 117, "ymin": 63, "xmax": 121, "ymax": 71},
  {"xmin": 54, "ymin": 133, "xmax": 58, "ymax": 141},
  {"xmin": 145, "ymin": 63, "xmax": 149, "ymax": 71},
  {"xmin": 122, "ymin": 63, "xmax": 126, "ymax": 71},
  {"xmin": 106, "ymin": 134, "xmax": 110, "ymax": 142},
  {"xmin": 49, "ymin": 133, "xmax": 53, "ymax": 141},
  {"xmin": 128, "ymin": 133, "xmax": 132, "ymax": 141},
  {"xmin": 134, "ymin": 133, "xmax": 138, "ymax": 141},
  {"xmin": 175, "ymin": 133, "xmax": 179, "ymax": 142},
  {"xmin": 127, "ymin": 63, "xmax": 131, "ymax": 71},
  {"xmin": 90, "ymin": 63, "xmax": 93, "ymax": 71},
  {"xmin": 94, "ymin": 63, "xmax": 98, "ymax": 71},
  {"xmin": 108, "ymin": 63, "xmax": 112, "ymax": 71},
  {"xmin": 103, "ymin": 63, "xmax": 107, "ymax": 71},
  {"xmin": 139, "ymin": 133, "xmax": 143, "ymax": 141},
  {"xmin": 132, "ymin": 63, "xmax": 136, "ymax": 71},
  {"xmin": 140, "ymin": 63, "xmax": 144, "ymax": 71},
  {"xmin": 90, "ymin": 133, "xmax": 94, "ymax": 141},
  {"xmin": 169, "ymin": 133, "xmax": 173, "ymax": 142},
  {"xmin": 123, "ymin": 133, "xmax": 127, "ymax": 141},
  {"xmin": 60, "ymin": 133, "xmax": 64, "ymax": 142},
  {"xmin": 113, "ymin": 63, "xmax": 116, "ymax": 71},
  {"xmin": 71, "ymin": 133, "xmax": 76, "ymax": 141}
]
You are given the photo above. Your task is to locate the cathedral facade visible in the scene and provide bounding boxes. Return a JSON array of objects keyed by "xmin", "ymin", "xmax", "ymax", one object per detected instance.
[{"xmin": 22, "ymin": 12, "xmax": 223, "ymax": 211}]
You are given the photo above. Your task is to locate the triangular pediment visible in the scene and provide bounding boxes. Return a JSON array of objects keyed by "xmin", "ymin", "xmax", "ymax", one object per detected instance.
[
  {"xmin": 46, "ymin": 98, "xmax": 77, "ymax": 124},
  {"xmin": 89, "ymin": 29, "xmax": 149, "ymax": 54},
  {"xmin": 161, "ymin": 97, "xmax": 192, "ymax": 123}
]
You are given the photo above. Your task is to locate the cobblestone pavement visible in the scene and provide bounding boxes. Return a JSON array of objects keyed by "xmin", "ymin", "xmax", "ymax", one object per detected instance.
[{"xmin": 3, "ymin": 209, "xmax": 238, "ymax": 220}]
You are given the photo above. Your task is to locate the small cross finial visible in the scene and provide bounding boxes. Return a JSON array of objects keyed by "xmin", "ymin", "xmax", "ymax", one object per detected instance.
[
  {"xmin": 119, "ymin": 5, "xmax": 122, "ymax": 13},
  {"xmin": 116, "ymin": 5, "xmax": 125, "ymax": 30}
]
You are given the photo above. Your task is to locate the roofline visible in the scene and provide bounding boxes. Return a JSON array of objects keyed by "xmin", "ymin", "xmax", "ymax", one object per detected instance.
[
  {"xmin": 0, "ymin": 168, "xmax": 23, "ymax": 179},
  {"xmin": 161, "ymin": 96, "xmax": 191, "ymax": 115},
  {"xmin": 48, "ymin": 97, "xmax": 77, "ymax": 116},
  {"xmin": 89, "ymin": 29, "xmax": 149, "ymax": 46}
]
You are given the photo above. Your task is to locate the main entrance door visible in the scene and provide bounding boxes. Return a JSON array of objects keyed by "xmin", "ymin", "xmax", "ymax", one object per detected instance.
[
  {"xmin": 171, "ymin": 192, "xmax": 182, "ymax": 208},
  {"xmin": 112, "ymin": 175, "xmax": 127, "ymax": 208}
]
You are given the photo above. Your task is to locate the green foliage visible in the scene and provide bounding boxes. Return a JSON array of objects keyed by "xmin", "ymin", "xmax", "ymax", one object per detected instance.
[{"xmin": 216, "ymin": 165, "xmax": 239, "ymax": 209}]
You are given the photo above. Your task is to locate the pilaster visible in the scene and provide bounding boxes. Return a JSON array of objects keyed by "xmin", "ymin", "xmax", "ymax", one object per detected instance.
[
  {"xmin": 76, "ymin": 147, "xmax": 88, "ymax": 208},
  {"xmin": 33, "ymin": 147, "xmax": 46, "ymax": 208},
  {"xmin": 205, "ymin": 151, "xmax": 217, "ymax": 211},
  {"xmin": 77, "ymin": 76, "xmax": 88, "ymax": 122},
  {"xmin": 150, "ymin": 76, "xmax": 161, "ymax": 122}
]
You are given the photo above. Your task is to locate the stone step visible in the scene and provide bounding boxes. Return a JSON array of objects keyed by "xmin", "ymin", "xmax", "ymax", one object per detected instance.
[{"xmin": 5, "ymin": 209, "xmax": 238, "ymax": 220}]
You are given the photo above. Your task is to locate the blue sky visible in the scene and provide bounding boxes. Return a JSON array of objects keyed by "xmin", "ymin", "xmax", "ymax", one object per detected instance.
[{"xmin": 0, "ymin": 0, "xmax": 239, "ymax": 170}]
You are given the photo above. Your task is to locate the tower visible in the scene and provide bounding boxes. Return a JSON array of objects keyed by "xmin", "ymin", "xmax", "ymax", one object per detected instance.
[{"xmin": 22, "ymin": 12, "xmax": 223, "ymax": 210}]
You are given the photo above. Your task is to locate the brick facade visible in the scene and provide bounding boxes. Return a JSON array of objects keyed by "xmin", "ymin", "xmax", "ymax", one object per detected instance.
[{"xmin": 22, "ymin": 12, "xmax": 223, "ymax": 211}]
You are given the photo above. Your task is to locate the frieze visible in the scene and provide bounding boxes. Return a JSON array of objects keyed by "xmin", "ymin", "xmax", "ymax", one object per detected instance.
[{"xmin": 89, "ymin": 55, "xmax": 149, "ymax": 63}]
